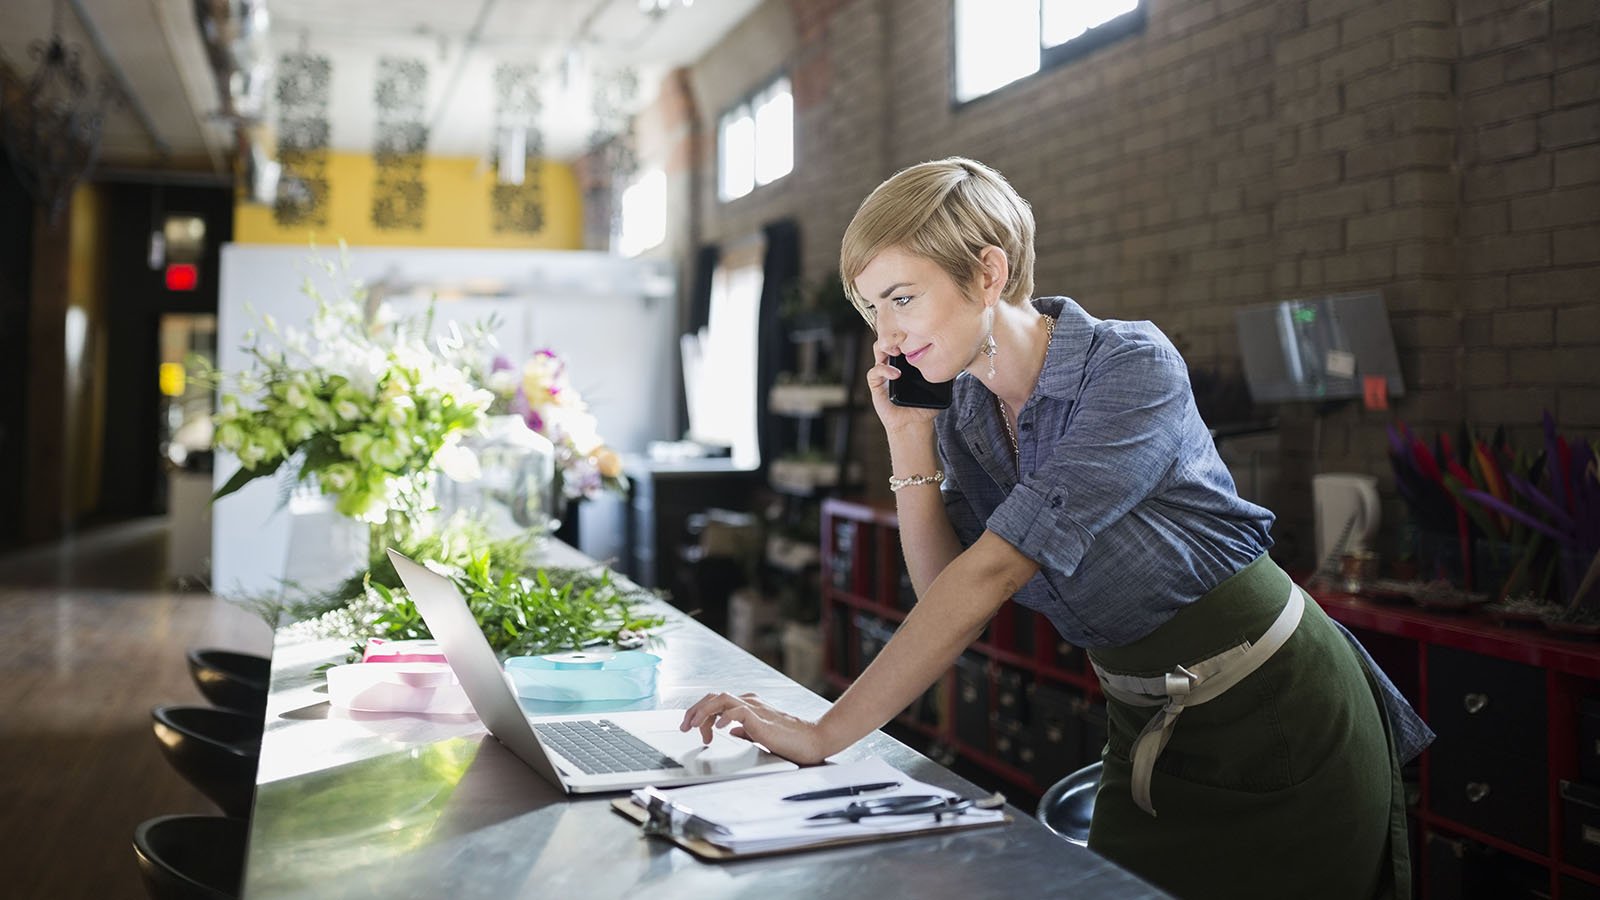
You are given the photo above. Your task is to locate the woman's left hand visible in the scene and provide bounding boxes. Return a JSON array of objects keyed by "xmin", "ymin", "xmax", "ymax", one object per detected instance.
[{"xmin": 679, "ymin": 692, "xmax": 830, "ymax": 764}]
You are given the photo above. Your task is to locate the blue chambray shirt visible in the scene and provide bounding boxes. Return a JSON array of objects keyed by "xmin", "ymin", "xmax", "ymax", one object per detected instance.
[
  {"xmin": 936, "ymin": 296, "xmax": 1433, "ymax": 761},
  {"xmin": 937, "ymin": 296, "xmax": 1274, "ymax": 646}
]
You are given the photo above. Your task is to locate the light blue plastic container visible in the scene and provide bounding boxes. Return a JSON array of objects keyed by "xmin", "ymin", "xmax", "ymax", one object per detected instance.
[{"xmin": 504, "ymin": 651, "xmax": 661, "ymax": 702}]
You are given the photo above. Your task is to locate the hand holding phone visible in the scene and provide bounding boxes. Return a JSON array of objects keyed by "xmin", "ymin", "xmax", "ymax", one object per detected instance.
[{"xmin": 887, "ymin": 355, "xmax": 954, "ymax": 409}]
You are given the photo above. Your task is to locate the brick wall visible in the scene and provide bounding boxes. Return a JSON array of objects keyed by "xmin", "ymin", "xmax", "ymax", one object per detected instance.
[{"xmin": 635, "ymin": 0, "xmax": 1599, "ymax": 568}]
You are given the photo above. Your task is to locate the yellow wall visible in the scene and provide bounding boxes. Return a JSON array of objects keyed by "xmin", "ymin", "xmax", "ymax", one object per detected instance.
[{"xmin": 234, "ymin": 153, "xmax": 584, "ymax": 249}]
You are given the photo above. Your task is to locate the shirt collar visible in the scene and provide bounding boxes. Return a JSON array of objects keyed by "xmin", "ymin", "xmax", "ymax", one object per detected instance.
[{"xmin": 951, "ymin": 296, "xmax": 1097, "ymax": 429}]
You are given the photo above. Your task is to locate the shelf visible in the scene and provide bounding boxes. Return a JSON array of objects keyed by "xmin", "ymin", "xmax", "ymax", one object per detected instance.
[
  {"xmin": 972, "ymin": 639, "xmax": 1046, "ymax": 672},
  {"xmin": 1311, "ymin": 590, "xmax": 1600, "ymax": 679},
  {"xmin": 826, "ymin": 588, "xmax": 907, "ymax": 621},
  {"xmin": 948, "ymin": 739, "xmax": 1041, "ymax": 793},
  {"xmin": 1558, "ymin": 863, "xmax": 1600, "ymax": 887},
  {"xmin": 821, "ymin": 497, "xmax": 900, "ymax": 528},
  {"xmin": 1414, "ymin": 809, "xmax": 1552, "ymax": 868},
  {"xmin": 1037, "ymin": 665, "xmax": 1099, "ymax": 693},
  {"xmin": 893, "ymin": 712, "xmax": 942, "ymax": 740}
]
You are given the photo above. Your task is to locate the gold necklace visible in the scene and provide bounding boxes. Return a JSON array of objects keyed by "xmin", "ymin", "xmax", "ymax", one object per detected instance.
[{"xmin": 997, "ymin": 314, "xmax": 1056, "ymax": 465}]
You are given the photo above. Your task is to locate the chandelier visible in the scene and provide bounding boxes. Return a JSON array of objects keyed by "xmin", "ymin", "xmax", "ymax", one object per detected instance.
[{"xmin": 0, "ymin": 0, "xmax": 117, "ymax": 222}]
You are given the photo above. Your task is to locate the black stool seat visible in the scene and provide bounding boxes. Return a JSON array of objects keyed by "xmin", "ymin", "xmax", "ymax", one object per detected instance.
[
  {"xmin": 151, "ymin": 705, "xmax": 261, "ymax": 818},
  {"xmin": 1036, "ymin": 760, "xmax": 1102, "ymax": 846},
  {"xmin": 186, "ymin": 649, "xmax": 270, "ymax": 714},
  {"xmin": 132, "ymin": 814, "xmax": 245, "ymax": 900}
]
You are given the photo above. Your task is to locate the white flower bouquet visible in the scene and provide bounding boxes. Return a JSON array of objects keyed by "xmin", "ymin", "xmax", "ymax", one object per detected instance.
[{"xmin": 199, "ymin": 251, "xmax": 494, "ymax": 531}]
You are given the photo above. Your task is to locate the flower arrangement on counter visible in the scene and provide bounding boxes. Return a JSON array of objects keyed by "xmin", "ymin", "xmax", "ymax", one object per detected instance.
[
  {"xmin": 486, "ymin": 348, "xmax": 628, "ymax": 503},
  {"xmin": 198, "ymin": 251, "xmax": 492, "ymax": 532},
  {"xmin": 200, "ymin": 246, "xmax": 662, "ymax": 665}
]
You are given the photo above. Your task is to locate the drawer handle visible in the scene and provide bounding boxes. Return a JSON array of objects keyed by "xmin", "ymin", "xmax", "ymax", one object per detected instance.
[
  {"xmin": 1463, "ymin": 693, "xmax": 1489, "ymax": 715},
  {"xmin": 1465, "ymin": 782, "xmax": 1491, "ymax": 803}
]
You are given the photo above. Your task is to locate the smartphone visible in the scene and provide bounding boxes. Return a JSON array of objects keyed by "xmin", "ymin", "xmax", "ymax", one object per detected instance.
[{"xmin": 887, "ymin": 355, "xmax": 954, "ymax": 409}]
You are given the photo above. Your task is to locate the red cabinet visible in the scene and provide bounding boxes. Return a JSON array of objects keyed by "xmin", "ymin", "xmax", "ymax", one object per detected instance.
[
  {"xmin": 1315, "ymin": 590, "xmax": 1600, "ymax": 899},
  {"xmin": 822, "ymin": 496, "xmax": 1600, "ymax": 898}
]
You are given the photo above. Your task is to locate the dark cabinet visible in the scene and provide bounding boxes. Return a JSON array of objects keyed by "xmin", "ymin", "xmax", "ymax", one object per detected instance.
[
  {"xmin": 621, "ymin": 458, "xmax": 763, "ymax": 592},
  {"xmin": 1315, "ymin": 590, "xmax": 1600, "ymax": 899}
]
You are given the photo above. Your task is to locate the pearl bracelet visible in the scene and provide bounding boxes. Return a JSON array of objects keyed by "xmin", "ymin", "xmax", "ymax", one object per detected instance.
[{"xmin": 888, "ymin": 470, "xmax": 945, "ymax": 492}]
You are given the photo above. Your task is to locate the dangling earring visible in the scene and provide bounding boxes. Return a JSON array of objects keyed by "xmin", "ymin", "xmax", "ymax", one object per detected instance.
[{"xmin": 982, "ymin": 306, "xmax": 998, "ymax": 378}]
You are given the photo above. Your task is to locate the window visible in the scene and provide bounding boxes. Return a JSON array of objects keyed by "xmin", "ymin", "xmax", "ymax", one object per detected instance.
[
  {"xmin": 617, "ymin": 168, "xmax": 666, "ymax": 257},
  {"xmin": 683, "ymin": 241, "xmax": 765, "ymax": 467},
  {"xmin": 953, "ymin": 0, "xmax": 1144, "ymax": 103},
  {"xmin": 718, "ymin": 76, "xmax": 793, "ymax": 201}
]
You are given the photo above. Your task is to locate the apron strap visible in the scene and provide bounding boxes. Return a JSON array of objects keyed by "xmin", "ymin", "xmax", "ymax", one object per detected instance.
[{"xmin": 1092, "ymin": 584, "xmax": 1306, "ymax": 816}]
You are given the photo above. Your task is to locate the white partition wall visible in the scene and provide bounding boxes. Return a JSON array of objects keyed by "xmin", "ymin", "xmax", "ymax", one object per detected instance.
[{"xmin": 212, "ymin": 244, "xmax": 676, "ymax": 597}]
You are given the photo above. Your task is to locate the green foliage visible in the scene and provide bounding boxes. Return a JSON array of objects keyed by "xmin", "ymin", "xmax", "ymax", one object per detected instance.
[
  {"xmin": 237, "ymin": 513, "xmax": 535, "ymax": 628},
  {"xmin": 255, "ymin": 513, "xmax": 666, "ymax": 662},
  {"xmin": 362, "ymin": 559, "xmax": 665, "ymax": 659}
]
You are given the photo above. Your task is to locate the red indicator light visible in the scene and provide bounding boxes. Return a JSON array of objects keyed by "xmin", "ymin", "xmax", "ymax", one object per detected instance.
[{"xmin": 166, "ymin": 263, "xmax": 198, "ymax": 291}]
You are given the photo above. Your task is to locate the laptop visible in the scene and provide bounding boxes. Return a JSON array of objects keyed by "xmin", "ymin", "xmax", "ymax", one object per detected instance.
[{"xmin": 387, "ymin": 549, "xmax": 798, "ymax": 793}]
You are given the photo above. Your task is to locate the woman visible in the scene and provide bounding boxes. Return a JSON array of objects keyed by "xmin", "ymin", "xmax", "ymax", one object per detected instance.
[{"xmin": 681, "ymin": 158, "xmax": 1429, "ymax": 900}]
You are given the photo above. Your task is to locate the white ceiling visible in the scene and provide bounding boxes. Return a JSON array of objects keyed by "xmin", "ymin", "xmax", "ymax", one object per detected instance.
[{"xmin": 0, "ymin": 0, "xmax": 763, "ymax": 175}]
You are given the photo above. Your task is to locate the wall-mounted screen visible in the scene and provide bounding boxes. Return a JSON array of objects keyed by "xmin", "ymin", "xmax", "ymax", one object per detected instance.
[{"xmin": 1235, "ymin": 290, "xmax": 1406, "ymax": 404}]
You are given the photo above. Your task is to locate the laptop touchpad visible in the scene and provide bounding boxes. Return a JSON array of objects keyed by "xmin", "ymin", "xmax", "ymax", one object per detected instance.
[{"xmin": 677, "ymin": 737, "xmax": 761, "ymax": 774}]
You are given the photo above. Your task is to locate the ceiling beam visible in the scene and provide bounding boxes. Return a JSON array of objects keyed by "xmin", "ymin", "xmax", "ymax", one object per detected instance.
[
  {"xmin": 149, "ymin": 0, "xmax": 227, "ymax": 175},
  {"xmin": 66, "ymin": 0, "xmax": 171, "ymax": 157},
  {"xmin": 425, "ymin": 0, "xmax": 501, "ymax": 140}
]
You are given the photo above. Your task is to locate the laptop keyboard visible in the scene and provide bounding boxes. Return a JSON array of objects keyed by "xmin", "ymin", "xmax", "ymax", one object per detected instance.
[{"xmin": 532, "ymin": 719, "xmax": 685, "ymax": 775}]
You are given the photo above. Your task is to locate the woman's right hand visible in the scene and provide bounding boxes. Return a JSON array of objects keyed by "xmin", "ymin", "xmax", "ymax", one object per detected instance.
[
  {"xmin": 679, "ymin": 691, "xmax": 832, "ymax": 764},
  {"xmin": 866, "ymin": 337, "xmax": 941, "ymax": 435}
]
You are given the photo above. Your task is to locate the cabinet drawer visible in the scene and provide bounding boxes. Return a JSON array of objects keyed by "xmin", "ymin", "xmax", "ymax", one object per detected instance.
[
  {"xmin": 1563, "ymin": 876, "xmax": 1600, "ymax": 900},
  {"xmin": 996, "ymin": 665, "xmax": 1032, "ymax": 726},
  {"xmin": 1426, "ymin": 831, "xmax": 1551, "ymax": 900},
  {"xmin": 954, "ymin": 653, "xmax": 990, "ymax": 754},
  {"xmin": 1563, "ymin": 779, "xmax": 1600, "ymax": 875},
  {"xmin": 1429, "ymin": 744, "xmax": 1547, "ymax": 852},
  {"xmin": 1029, "ymin": 684, "xmax": 1084, "ymax": 783},
  {"xmin": 1581, "ymin": 698, "xmax": 1600, "ymax": 785},
  {"xmin": 1427, "ymin": 645, "xmax": 1546, "ymax": 758}
]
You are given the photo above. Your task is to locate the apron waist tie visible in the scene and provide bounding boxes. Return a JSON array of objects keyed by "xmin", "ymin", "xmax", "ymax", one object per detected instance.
[{"xmin": 1091, "ymin": 583, "xmax": 1306, "ymax": 817}]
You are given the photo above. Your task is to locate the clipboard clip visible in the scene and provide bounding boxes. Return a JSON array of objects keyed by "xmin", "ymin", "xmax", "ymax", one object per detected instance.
[{"xmin": 637, "ymin": 786, "xmax": 731, "ymax": 841}]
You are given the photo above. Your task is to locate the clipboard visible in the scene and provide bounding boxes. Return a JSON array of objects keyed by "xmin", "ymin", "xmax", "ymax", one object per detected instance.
[
  {"xmin": 611, "ymin": 755, "xmax": 1011, "ymax": 864},
  {"xmin": 610, "ymin": 783, "xmax": 1012, "ymax": 861}
]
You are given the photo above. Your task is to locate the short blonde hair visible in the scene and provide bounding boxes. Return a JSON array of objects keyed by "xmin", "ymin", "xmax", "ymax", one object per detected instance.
[{"xmin": 840, "ymin": 157, "xmax": 1035, "ymax": 324}]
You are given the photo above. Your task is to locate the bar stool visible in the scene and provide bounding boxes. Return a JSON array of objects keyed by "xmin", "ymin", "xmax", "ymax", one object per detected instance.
[
  {"xmin": 132, "ymin": 814, "xmax": 245, "ymax": 900},
  {"xmin": 186, "ymin": 649, "xmax": 270, "ymax": 715},
  {"xmin": 1036, "ymin": 760, "xmax": 1102, "ymax": 846},
  {"xmin": 150, "ymin": 705, "xmax": 261, "ymax": 819}
]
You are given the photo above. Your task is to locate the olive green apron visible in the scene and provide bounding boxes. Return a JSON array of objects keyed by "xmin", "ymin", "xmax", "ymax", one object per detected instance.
[{"xmin": 1085, "ymin": 555, "xmax": 1410, "ymax": 900}]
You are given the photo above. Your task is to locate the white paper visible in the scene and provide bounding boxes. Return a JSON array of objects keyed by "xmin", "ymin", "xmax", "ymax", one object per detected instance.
[
  {"xmin": 1325, "ymin": 349, "xmax": 1357, "ymax": 378},
  {"xmin": 632, "ymin": 758, "xmax": 1004, "ymax": 853}
]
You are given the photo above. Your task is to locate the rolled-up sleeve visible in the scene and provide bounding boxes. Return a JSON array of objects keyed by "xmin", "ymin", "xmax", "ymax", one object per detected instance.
[{"xmin": 987, "ymin": 336, "xmax": 1189, "ymax": 577}]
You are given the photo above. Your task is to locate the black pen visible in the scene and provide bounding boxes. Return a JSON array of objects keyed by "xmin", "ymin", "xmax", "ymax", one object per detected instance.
[{"xmin": 782, "ymin": 780, "xmax": 901, "ymax": 802}]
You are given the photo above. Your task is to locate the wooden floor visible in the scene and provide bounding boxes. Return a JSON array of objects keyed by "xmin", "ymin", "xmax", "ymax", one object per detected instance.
[{"xmin": 0, "ymin": 519, "xmax": 273, "ymax": 900}]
